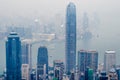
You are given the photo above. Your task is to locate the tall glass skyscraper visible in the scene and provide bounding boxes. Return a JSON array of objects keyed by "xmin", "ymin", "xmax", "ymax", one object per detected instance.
[
  {"xmin": 21, "ymin": 40, "xmax": 32, "ymax": 80},
  {"xmin": 65, "ymin": 2, "xmax": 76, "ymax": 74},
  {"xmin": 37, "ymin": 46, "xmax": 48, "ymax": 80},
  {"xmin": 78, "ymin": 50, "xmax": 98, "ymax": 73},
  {"xmin": 6, "ymin": 32, "xmax": 21, "ymax": 80},
  {"xmin": 104, "ymin": 50, "xmax": 116, "ymax": 73}
]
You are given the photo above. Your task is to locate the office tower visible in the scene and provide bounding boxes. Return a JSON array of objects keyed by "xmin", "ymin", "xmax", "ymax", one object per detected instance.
[
  {"xmin": 21, "ymin": 40, "xmax": 32, "ymax": 65},
  {"xmin": 21, "ymin": 40, "xmax": 32, "ymax": 80},
  {"xmin": 104, "ymin": 50, "xmax": 116, "ymax": 73},
  {"xmin": 37, "ymin": 46, "xmax": 48, "ymax": 80},
  {"xmin": 99, "ymin": 71, "xmax": 108, "ymax": 80},
  {"xmin": 78, "ymin": 50, "xmax": 98, "ymax": 73},
  {"xmin": 65, "ymin": 2, "xmax": 76, "ymax": 74},
  {"xmin": 87, "ymin": 51, "xmax": 98, "ymax": 72},
  {"xmin": 85, "ymin": 68, "xmax": 93, "ymax": 80},
  {"xmin": 53, "ymin": 60, "xmax": 64, "ymax": 80},
  {"xmin": 78, "ymin": 50, "xmax": 87, "ymax": 73},
  {"xmin": 6, "ymin": 32, "xmax": 21, "ymax": 80},
  {"xmin": 22, "ymin": 64, "xmax": 29, "ymax": 80}
]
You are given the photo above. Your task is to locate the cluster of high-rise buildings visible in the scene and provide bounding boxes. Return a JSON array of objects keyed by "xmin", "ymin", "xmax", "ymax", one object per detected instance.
[{"xmin": 0, "ymin": 2, "xmax": 120, "ymax": 80}]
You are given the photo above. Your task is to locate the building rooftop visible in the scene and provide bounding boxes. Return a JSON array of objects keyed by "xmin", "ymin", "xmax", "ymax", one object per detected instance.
[
  {"xmin": 79, "ymin": 50, "xmax": 98, "ymax": 53},
  {"xmin": 87, "ymin": 50, "xmax": 98, "ymax": 53},
  {"xmin": 68, "ymin": 2, "xmax": 75, "ymax": 7},
  {"xmin": 8, "ymin": 31, "xmax": 19, "ymax": 38},
  {"xmin": 22, "ymin": 39, "xmax": 32, "ymax": 44},
  {"xmin": 10, "ymin": 31, "xmax": 17, "ymax": 35},
  {"xmin": 105, "ymin": 50, "xmax": 115, "ymax": 54},
  {"xmin": 109, "ymin": 68, "xmax": 116, "ymax": 73},
  {"xmin": 53, "ymin": 60, "xmax": 63, "ymax": 63},
  {"xmin": 79, "ymin": 49, "xmax": 86, "ymax": 52}
]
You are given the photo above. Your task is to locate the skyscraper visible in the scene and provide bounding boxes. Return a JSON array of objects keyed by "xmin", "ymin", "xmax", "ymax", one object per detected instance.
[
  {"xmin": 65, "ymin": 2, "xmax": 76, "ymax": 74},
  {"xmin": 21, "ymin": 40, "xmax": 32, "ymax": 67},
  {"xmin": 78, "ymin": 50, "xmax": 87, "ymax": 73},
  {"xmin": 53, "ymin": 60, "xmax": 64, "ymax": 80},
  {"xmin": 6, "ymin": 32, "xmax": 21, "ymax": 80},
  {"xmin": 87, "ymin": 51, "xmax": 98, "ymax": 72},
  {"xmin": 104, "ymin": 50, "xmax": 116, "ymax": 73},
  {"xmin": 21, "ymin": 39, "xmax": 32, "ymax": 80},
  {"xmin": 37, "ymin": 46, "xmax": 48, "ymax": 80},
  {"xmin": 78, "ymin": 50, "xmax": 98, "ymax": 73},
  {"xmin": 22, "ymin": 64, "xmax": 29, "ymax": 80}
]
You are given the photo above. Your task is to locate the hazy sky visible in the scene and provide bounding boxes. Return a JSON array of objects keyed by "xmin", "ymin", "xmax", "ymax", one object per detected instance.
[
  {"xmin": 0, "ymin": 0, "xmax": 119, "ymax": 18},
  {"xmin": 0, "ymin": 0, "xmax": 120, "ymax": 35}
]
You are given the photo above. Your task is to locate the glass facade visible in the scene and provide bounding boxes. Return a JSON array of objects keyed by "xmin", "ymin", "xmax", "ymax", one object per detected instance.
[
  {"xmin": 6, "ymin": 32, "xmax": 21, "ymax": 80},
  {"xmin": 78, "ymin": 50, "xmax": 98, "ymax": 73},
  {"xmin": 65, "ymin": 2, "xmax": 76, "ymax": 73},
  {"xmin": 37, "ymin": 46, "xmax": 48, "ymax": 80}
]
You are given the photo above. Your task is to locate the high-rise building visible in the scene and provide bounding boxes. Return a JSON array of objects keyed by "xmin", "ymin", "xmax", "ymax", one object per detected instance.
[
  {"xmin": 78, "ymin": 50, "xmax": 98, "ymax": 73},
  {"xmin": 78, "ymin": 50, "xmax": 87, "ymax": 73},
  {"xmin": 65, "ymin": 2, "xmax": 76, "ymax": 74},
  {"xmin": 87, "ymin": 51, "xmax": 98, "ymax": 72},
  {"xmin": 6, "ymin": 32, "xmax": 21, "ymax": 80},
  {"xmin": 37, "ymin": 46, "xmax": 48, "ymax": 80},
  {"xmin": 22, "ymin": 64, "xmax": 29, "ymax": 80},
  {"xmin": 21, "ymin": 40, "xmax": 32, "ymax": 65},
  {"xmin": 104, "ymin": 50, "xmax": 116, "ymax": 73},
  {"xmin": 21, "ymin": 40, "xmax": 32, "ymax": 79},
  {"xmin": 53, "ymin": 60, "xmax": 64, "ymax": 80}
]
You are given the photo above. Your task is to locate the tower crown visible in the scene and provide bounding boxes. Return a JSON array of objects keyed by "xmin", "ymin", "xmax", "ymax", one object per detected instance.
[{"xmin": 8, "ymin": 31, "xmax": 19, "ymax": 38}]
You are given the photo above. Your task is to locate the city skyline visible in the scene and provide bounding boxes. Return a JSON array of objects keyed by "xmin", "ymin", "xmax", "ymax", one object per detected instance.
[{"xmin": 0, "ymin": 0, "xmax": 120, "ymax": 80}]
